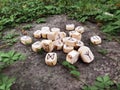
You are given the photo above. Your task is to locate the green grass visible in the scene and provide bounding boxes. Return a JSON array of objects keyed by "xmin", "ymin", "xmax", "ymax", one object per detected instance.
[
  {"xmin": 0, "ymin": 50, "xmax": 26, "ymax": 70},
  {"xmin": 0, "ymin": 74, "xmax": 15, "ymax": 90},
  {"xmin": 22, "ymin": 24, "xmax": 32, "ymax": 30},
  {"xmin": 36, "ymin": 18, "xmax": 46, "ymax": 24},
  {"xmin": 70, "ymin": 70, "xmax": 80, "ymax": 78},
  {"xmin": 0, "ymin": 0, "xmax": 120, "ymax": 35},
  {"xmin": 2, "ymin": 31, "xmax": 19, "ymax": 46},
  {"xmin": 62, "ymin": 61, "xmax": 77, "ymax": 70},
  {"xmin": 0, "ymin": 50, "xmax": 26, "ymax": 90}
]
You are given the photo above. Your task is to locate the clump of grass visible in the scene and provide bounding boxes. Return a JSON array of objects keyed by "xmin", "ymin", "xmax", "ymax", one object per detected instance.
[
  {"xmin": 70, "ymin": 70, "xmax": 80, "ymax": 79},
  {"xmin": 36, "ymin": 18, "xmax": 46, "ymax": 24},
  {"xmin": 82, "ymin": 75, "xmax": 120, "ymax": 90},
  {"xmin": 62, "ymin": 61, "xmax": 80, "ymax": 79},
  {"xmin": 98, "ymin": 49, "xmax": 108, "ymax": 55},
  {"xmin": 117, "ymin": 83, "xmax": 120, "ymax": 90},
  {"xmin": 0, "ymin": 51, "xmax": 26, "ymax": 69},
  {"xmin": 0, "ymin": 74, "xmax": 16, "ymax": 90},
  {"xmin": 22, "ymin": 24, "xmax": 32, "ymax": 30},
  {"xmin": 2, "ymin": 32, "xmax": 19, "ymax": 46},
  {"xmin": 38, "ymin": 48, "xmax": 44, "ymax": 54},
  {"xmin": 0, "ymin": 50, "xmax": 26, "ymax": 90}
]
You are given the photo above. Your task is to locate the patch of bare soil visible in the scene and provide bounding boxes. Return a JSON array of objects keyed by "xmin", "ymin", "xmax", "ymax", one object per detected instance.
[{"xmin": 1, "ymin": 15, "xmax": 120, "ymax": 90}]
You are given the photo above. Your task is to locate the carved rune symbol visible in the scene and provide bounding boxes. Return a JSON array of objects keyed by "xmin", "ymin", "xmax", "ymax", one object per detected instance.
[
  {"xmin": 78, "ymin": 41, "xmax": 81, "ymax": 44},
  {"xmin": 93, "ymin": 36, "xmax": 99, "ymax": 40},
  {"xmin": 44, "ymin": 44, "xmax": 49, "ymax": 48},
  {"xmin": 47, "ymin": 53, "xmax": 55, "ymax": 60},
  {"xmin": 84, "ymin": 50, "xmax": 91, "ymax": 60},
  {"xmin": 68, "ymin": 37, "xmax": 74, "ymax": 41},
  {"xmin": 78, "ymin": 27, "xmax": 81, "ymax": 29},
  {"xmin": 56, "ymin": 34, "xmax": 61, "ymax": 40},
  {"xmin": 44, "ymin": 44, "xmax": 50, "ymax": 51},
  {"xmin": 58, "ymin": 41, "xmax": 61, "ymax": 44},
  {"xmin": 68, "ymin": 55, "xmax": 72, "ymax": 59},
  {"xmin": 35, "ymin": 42, "xmax": 40, "ymax": 45},
  {"xmin": 71, "ymin": 31, "xmax": 75, "ymax": 34}
]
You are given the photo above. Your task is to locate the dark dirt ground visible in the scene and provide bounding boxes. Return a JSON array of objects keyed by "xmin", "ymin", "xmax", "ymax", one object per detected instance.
[{"xmin": 1, "ymin": 15, "xmax": 120, "ymax": 90}]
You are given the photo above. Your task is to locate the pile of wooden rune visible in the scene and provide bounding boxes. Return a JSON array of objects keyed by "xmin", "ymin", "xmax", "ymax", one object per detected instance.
[{"xmin": 20, "ymin": 24, "xmax": 102, "ymax": 66}]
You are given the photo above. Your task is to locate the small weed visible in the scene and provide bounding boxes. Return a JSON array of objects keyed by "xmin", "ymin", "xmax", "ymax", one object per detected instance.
[
  {"xmin": 62, "ymin": 61, "xmax": 80, "ymax": 79},
  {"xmin": 0, "ymin": 50, "xmax": 25, "ymax": 90},
  {"xmin": 0, "ymin": 33, "xmax": 2, "ymax": 39},
  {"xmin": 116, "ymin": 83, "xmax": 120, "ymax": 90},
  {"xmin": 38, "ymin": 48, "xmax": 44, "ymax": 54},
  {"xmin": 0, "ymin": 74, "xmax": 15, "ymax": 90},
  {"xmin": 2, "ymin": 32, "xmax": 19, "ymax": 46},
  {"xmin": 83, "ymin": 86, "xmax": 98, "ymax": 90},
  {"xmin": 0, "ymin": 51, "xmax": 26, "ymax": 69},
  {"xmin": 36, "ymin": 18, "xmax": 46, "ymax": 24},
  {"xmin": 98, "ymin": 49, "xmax": 108, "ymax": 55},
  {"xmin": 62, "ymin": 61, "xmax": 77, "ymax": 70},
  {"xmin": 70, "ymin": 70, "xmax": 80, "ymax": 79},
  {"xmin": 22, "ymin": 24, "xmax": 32, "ymax": 30},
  {"xmin": 62, "ymin": 60, "xmax": 70, "ymax": 66},
  {"xmin": 95, "ymin": 75, "xmax": 114, "ymax": 89},
  {"xmin": 82, "ymin": 75, "xmax": 114, "ymax": 90},
  {"xmin": 105, "ymin": 36, "xmax": 113, "ymax": 42},
  {"xmin": 105, "ymin": 34, "xmax": 120, "ymax": 43}
]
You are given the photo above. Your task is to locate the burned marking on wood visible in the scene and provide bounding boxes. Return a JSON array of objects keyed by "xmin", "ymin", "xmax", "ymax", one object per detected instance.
[
  {"xmin": 71, "ymin": 31, "xmax": 76, "ymax": 34},
  {"xmin": 58, "ymin": 40, "xmax": 61, "ymax": 45},
  {"xmin": 35, "ymin": 42, "xmax": 40, "ymax": 45},
  {"xmin": 44, "ymin": 44, "xmax": 49, "ymax": 51},
  {"xmin": 84, "ymin": 50, "xmax": 92, "ymax": 60},
  {"xmin": 95, "ymin": 36, "xmax": 100, "ymax": 39},
  {"xmin": 47, "ymin": 53, "xmax": 55, "ymax": 60},
  {"xmin": 68, "ymin": 37, "xmax": 74, "ymax": 41},
  {"xmin": 44, "ymin": 44, "xmax": 49, "ymax": 48},
  {"xmin": 68, "ymin": 55, "xmax": 72, "ymax": 59},
  {"xmin": 78, "ymin": 27, "xmax": 81, "ymax": 30},
  {"xmin": 78, "ymin": 41, "xmax": 82, "ymax": 45},
  {"xmin": 56, "ymin": 34, "xmax": 61, "ymax": 40},
  {"xmin": 93, "ymin": 36, "xmax": 99, "ymax": 40},
  {"xmin": 23, "ymin": 36, "xmax": 29, "ymax": 40}
]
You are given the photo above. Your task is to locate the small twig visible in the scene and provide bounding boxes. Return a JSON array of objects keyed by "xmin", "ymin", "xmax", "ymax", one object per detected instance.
[
  {"xmin": 0, "ymin": 44, "xmax": 8, "ymax": 49},
  {"xmin": 78, "ymin": 79, "xmax": 88, "ymax": 86}
]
